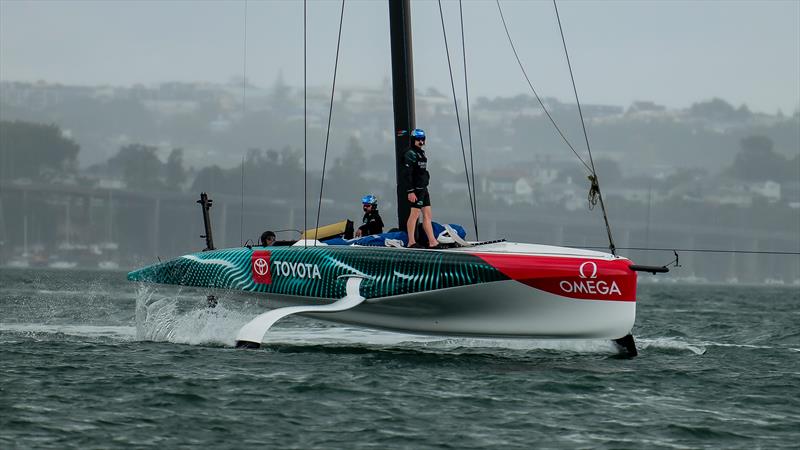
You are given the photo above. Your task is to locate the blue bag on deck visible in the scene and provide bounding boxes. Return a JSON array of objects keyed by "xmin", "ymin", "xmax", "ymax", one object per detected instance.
[{"xmin": 324, "ymin": 222, "xmax": 466, "ymax": 247}]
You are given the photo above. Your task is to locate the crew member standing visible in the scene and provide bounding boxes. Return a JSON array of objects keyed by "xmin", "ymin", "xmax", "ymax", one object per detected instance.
[
  {"xmin": 403, "ymin": 129, "xmax": 438, "ymax": 248},
  {"xmin": 355, "ymin": 194, "xmax": 384, "ymax": 237}
]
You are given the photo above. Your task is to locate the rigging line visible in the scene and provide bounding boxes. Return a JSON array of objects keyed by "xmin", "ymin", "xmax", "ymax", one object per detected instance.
[
  {"xmin": 567, "ymin": 246, "xmax": 800, "ymax": 256},
  {"xmin": 552, "ymin": 0, "xmax": 593, "ymax": 175},
  {"xmin": 495, "ymin": 0, "xmax": 592, "ymax": 175},
  {"xmin": 459, "ymin": 0, "xmax": 478, "ymax": 240},
  {"xmin": 438, "ymin": 0, "xmax": 478, "ymax": 238},
  {"xmin": 240, "ymin": 155, "xmax": 245, "ymax": 246},
  {"xmin": 304, "ymin": 0, "xmax": 307, "ymax": 247},
  {"xmin": 240, "ymin": 0, "xmax": 248, "ymax": 247},
  {"xmin": 242, "ymin": 0, "xmax": 248, "ymax": 115},
  {"xmin": 314, "ymin": 0, "xmax": 346, "ymax": 245},
  {"xmin": 552, "ymin": 0, "xmax": 616, "ymax": 256}
]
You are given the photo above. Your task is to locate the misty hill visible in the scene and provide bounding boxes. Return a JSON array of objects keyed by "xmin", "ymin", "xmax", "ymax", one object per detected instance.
[
  {"xmin": 1, "ymin": 80, "xmax": 797, "ymax": 180},
  {"xmin": 1, "ymin": 84, "xmax": 799, "ymax": 282}
]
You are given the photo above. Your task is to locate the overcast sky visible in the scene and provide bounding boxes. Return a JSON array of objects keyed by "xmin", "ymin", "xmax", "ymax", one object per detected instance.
[{"xmin": 1, "ymin": 0, "xmax": 798, "ymax": 114}]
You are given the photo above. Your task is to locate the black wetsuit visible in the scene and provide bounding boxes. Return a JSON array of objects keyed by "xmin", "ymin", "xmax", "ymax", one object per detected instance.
[
  {"xmin": 358, "ymin": 210, "xmax": 384, "ymax": 236},
  {"xmin": 402, "ymin": 145, "xmax": 431, "ymax": 208}
]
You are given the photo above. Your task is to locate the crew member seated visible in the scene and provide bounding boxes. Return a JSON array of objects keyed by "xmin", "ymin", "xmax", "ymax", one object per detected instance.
[
  {"xmin": 354, "ymin": 195, "xmax": 384, "ymax": 238},
  {"xmin": 260, "ymin": 230, "xmax": 276, "ymax": 246}
]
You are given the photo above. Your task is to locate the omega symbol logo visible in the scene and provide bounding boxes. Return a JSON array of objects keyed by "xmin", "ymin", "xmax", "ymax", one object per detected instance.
[
  {"xmin": 253, "ymin": 257, "xmax": 269, "ymax": 276},
  {"xmin": 579, "ymin": 261, "xmax": 598, "ymax": 279}
]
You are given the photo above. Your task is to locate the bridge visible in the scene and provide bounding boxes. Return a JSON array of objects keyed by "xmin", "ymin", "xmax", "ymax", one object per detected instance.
[{"xmin": 1, "ymin": 181, "xmax": 797, "ymax": 283}]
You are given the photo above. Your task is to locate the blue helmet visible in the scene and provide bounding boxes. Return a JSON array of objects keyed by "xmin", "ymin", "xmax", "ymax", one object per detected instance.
[
  {"xmin": 411, "ymin": 128, "xmax": 426, "ymax": 140},
  {"xmin": 361, "ymin": 194, "xmax": 377, "ymax": 206}
]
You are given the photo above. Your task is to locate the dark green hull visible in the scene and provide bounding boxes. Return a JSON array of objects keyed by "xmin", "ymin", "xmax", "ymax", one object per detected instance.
[{"xmin": 127, "ymin": 245, "xmax": 508, "ymax": 300}]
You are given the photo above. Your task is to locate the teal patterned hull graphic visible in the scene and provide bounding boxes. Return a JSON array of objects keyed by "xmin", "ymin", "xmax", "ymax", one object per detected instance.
[{"xmin": 127, "ymin": 246, "xmax": 509, "ymax": 300}]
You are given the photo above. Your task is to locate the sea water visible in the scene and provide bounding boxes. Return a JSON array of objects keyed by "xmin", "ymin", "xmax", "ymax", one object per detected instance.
[{"xmin": 1, "ymin": 268, "xmax": 798, "ymax": 448}]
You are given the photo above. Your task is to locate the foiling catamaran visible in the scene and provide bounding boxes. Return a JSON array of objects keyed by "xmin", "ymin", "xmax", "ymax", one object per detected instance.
[{"xmin": 127, "ymin": 0, "xmax": 667, "ymax": 356}]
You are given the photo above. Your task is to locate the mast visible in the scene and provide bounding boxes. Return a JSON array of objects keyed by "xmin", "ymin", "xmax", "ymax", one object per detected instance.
[
  {"xmin": 197, "ymin": 192, "xmax": 215, "ymax": 251},
  {"xmin": 388, "ymin": 0, "xmax": 416, "ymax": 230}
]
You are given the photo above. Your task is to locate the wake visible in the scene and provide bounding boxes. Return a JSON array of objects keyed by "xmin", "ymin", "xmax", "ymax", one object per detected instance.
[{"xmin": 0, "ymin": 285, "xmax": 732, "ymax": 357}]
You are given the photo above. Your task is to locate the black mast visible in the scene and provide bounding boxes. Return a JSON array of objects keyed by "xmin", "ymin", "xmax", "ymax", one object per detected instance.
[
  {"xmin": 197, "ymin": 192, "xmax": 215, "ymax": 251},
  {"xmin": 389, "ymin": 0, "xmax": 416, "ymax": 230}
]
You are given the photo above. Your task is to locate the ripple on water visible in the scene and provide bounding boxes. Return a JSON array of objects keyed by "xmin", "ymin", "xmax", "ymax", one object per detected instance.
[{"xmin": 2, "ymin": 271, "xmax": 800, "ymax": 448}]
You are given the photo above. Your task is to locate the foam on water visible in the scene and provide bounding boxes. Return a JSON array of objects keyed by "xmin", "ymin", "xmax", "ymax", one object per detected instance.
[
  {"xmin": 131, "ymin": 286, "xmax": 629, "ymax": 354},
  {"xmin": 244, "ymin": 326, "xmax": 620, "ymax": 354},
  {"xmin": 5, "ymin": 269, "xmax": 798, "ymax": 448},
  {"xmin": 0, "ymin": 312, "xmax": 715, "ymax": 357},
  {"xmin": 638, "ymin": 336, "xmax": 707, "ymax": 355},
  {"xmin": 0, "ymin": 323, "xmax": 136, "ymax": 339},
  {"xmin": 134, "ymin": 285, "xmax": 254, "ymax": 346},
  {"xmin": 0, "ymin": 281, "xmax": 712, "ymax": 357}
]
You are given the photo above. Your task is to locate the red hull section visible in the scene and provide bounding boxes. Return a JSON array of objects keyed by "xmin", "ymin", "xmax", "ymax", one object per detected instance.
[
  {"xmin": 472, "ymin": 253, "xmax": 637, "ymax": 302},
  {"xmin": 251, "ymin": 250, "xmax": 272, "ymax": 284}
]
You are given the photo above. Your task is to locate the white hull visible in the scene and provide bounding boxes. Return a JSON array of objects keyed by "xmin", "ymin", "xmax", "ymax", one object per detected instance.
[
  {"xmin": 130, "ymin": 240, "xmax": 639, "ymax": 346},
  {"xmin": 249, "ymin": 279, "xmax": 634, "ymax": 340}
]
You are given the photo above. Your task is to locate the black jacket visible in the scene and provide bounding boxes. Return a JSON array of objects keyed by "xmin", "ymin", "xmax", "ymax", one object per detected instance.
[
  {"xmin": 358, "ymin": 210, "xmax": 384, "ymax": 236},
  {"xmin": 402, "ymin": 146, "xmax": 429, "ymax": 192}
]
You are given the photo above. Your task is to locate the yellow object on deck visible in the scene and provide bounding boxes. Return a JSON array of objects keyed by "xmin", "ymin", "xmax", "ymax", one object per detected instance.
[{"xmin": 300, "ymin": 220, "xmax": 354, "ymax": 241}]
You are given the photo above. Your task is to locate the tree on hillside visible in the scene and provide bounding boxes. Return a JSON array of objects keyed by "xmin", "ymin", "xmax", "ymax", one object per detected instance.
[
  {"xmin": 107, "ymin": 144, "xmax": 165, "ymax": 191},
  {"xmin": 191, "ymin": 165, "xmax": 230, "ymax": 194},
  {"xmin": 0, "ymin": 120, "xmax": 79, "ymax": 182},
  {"xmin": 271, "ymin": 71, "xmax": 292, "ymax": 110},
  {"xmin": 689, "ymin": 98, "xmax": 751, "ymax": 121},
  {"xmin": 328, "ymin": 137, "xmax": 369, "ymax": 202},
  {"xmin": 626, "ymin": 101, "xmax": 666, "ymax": 114},
  {"xmin": 164, "ymin": 148, "xmax": 188, "ymax": 191},
  {"xmin": 726, "ymin": 136, "xmax": 795, "ymax": 182},
  {"xmin": 189, "ymin": 146, "xmax": 305, "ymax": 198},
  {"xmin": 52, "ymin": 97, "xmax": 157, "ymax": 139}
]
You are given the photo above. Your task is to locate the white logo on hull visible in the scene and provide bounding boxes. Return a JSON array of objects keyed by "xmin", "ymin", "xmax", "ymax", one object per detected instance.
[
  {"xmin": 272, "ymin": 260, "xmax": 322, "ymax": 279},
  {"xmin": 560, "ymin": 260, "xmax": 622, "ymax": 296},
  {"xmin": 253, "ymin": 258, "xmax": 269, "ymax": 276},
  {"xmin": 560, "ymin": 280, "xmax": 621, "ymax": 295},
  {"xmin": 579, "ymin": 261, "xmax": 598, "ymax": 279}
]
